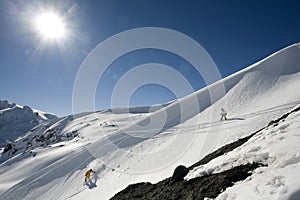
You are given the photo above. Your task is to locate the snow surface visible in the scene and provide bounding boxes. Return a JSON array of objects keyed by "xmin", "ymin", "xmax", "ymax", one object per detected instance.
[
  {"xmin": 186, "ymin": 105, "xmax": 300, "ymax": 200},
  {"xmin": 0, "ymin": 43, "xmax": 300, "ymax": 200},
  {"xmin": 0, "ymin": 100, "xmax": 57, "ymax": 147}
]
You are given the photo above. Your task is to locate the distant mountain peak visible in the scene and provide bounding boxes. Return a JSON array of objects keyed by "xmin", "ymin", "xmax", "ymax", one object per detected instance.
[
  {"xmin": 0, "ymin": 100, "xmax": 16, "ymax": 110},
  {"xmin": 0, "ymin": 100, "xmax": 57, "ymax": 147}
]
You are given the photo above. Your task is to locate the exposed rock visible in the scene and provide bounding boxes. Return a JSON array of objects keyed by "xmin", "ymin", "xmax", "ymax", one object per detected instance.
[
  {"xmin": 3, "ymin": 143, "xmax": 13, "ymax": 153},
  {"xmin": 170, "ymin": 165, "xmax": 189, "ymax": 183},
  {"xmin": 111, "ymin": 163, "xmax": 264, "ymax": 200}
]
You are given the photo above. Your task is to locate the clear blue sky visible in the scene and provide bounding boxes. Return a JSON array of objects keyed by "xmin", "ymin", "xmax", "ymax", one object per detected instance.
[{"xmin": 0, "ymin": 0, "xmax": 299, "ymax": 116}]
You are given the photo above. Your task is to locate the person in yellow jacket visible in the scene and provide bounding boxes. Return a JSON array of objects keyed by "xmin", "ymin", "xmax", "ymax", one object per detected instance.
[{"xmin": 85, "ymin": 169, "xmax": 96, "ymax": 183}]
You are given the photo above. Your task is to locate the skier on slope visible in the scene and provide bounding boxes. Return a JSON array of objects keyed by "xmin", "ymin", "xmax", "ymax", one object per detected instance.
[
  {"xmin": 85, "ymin": 169, "xmax": 96, "ymax": 183},
  {"xmin": 220, "ymin": 108, "xmax": 227, "ymax": 120}
]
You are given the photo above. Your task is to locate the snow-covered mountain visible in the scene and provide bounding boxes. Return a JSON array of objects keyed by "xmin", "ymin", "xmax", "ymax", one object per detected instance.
[
  {"xmin": 0, "ymin": 100, "xmax": 57, "ymax": 147},
  {"xmin": 111, "ymin": 105, "xmax": 300, "ymax": 200},
  {"xmin": 189, "ymin": 104, "xmax": 300, "ymax": 200},
  {"xmin": 0, "ymin": 43, "xmax": 300, "ymax": 200}
]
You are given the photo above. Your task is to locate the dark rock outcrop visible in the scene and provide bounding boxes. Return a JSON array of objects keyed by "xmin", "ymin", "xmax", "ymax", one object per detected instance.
[
  {"xmin": 111, "ymin": 163, "xmax": 264, "ymax": 200},
  {"xmin": 170, "ymin": 165, "xmax": 189, "ymax": 183}
]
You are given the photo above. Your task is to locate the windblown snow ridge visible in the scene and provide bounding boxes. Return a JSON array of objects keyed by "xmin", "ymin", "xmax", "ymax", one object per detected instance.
[{"xmin": 100, "ymin": 42, "xmax": 300, "ymax": 148}]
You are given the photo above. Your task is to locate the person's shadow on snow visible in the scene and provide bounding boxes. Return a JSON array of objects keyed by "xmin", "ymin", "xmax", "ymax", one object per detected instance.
[
  {"xmin": 85, "ymin": 174, "xmax": 98, "ymax": 189},
  {"xmin": 86, "ymin": 180, "xmax": 97, "ymax": 189},
  {"xmin": 226, "ymin": 117, "xmax": 245, "ymax": 121}
]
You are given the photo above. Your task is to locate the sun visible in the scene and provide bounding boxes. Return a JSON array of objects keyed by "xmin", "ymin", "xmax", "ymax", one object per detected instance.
[{"xmin": 35, "ymin": 12, "xmax": 66, "ymax": 40}]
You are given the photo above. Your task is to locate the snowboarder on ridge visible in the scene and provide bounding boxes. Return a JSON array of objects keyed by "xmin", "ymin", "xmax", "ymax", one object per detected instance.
[
  {"xmin": 220, "ymin": 108, "xmax": 227, "ymax": 120},
  {"xmin": 85, "ymin": 169, "xmax": 96, "ymax": 183}
]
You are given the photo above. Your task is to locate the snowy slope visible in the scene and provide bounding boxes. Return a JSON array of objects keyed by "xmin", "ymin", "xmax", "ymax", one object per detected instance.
[
  {"xmin": 0, "ymin": 43, "xmax": 300, "ymax": 200},
  {"xmin": 186, "ymin": 105, "xmax": 300, "ymax": 200},
  {"xmin": 0, "ymin": 100, "xmax": 57, "ymax": 147}
]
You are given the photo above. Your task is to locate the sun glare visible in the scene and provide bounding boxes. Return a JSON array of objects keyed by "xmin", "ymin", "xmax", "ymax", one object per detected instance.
[{"xmin": 36, "ymin": 12, "xmax": 66, "ymax": 40}]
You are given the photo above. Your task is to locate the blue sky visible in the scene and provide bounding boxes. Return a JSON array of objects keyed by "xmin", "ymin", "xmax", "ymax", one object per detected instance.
[{"xmin": 0, "ymin": 0, "xmax": 300, "ymax": 116}]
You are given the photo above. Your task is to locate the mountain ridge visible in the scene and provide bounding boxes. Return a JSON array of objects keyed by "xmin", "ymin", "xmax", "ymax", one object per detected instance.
[{"xmin": 0, "ymin": 100, "xmax": 57, "ymax": 148}]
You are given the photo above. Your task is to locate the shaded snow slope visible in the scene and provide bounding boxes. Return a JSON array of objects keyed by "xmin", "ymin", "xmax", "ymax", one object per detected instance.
[
  {"xmin": 0, "ymin": 43, "xmax": 300, "ymax": 200},
  {"xmin": 0, "ymin": 100, "xmax": 57, "ymax": 147}
]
